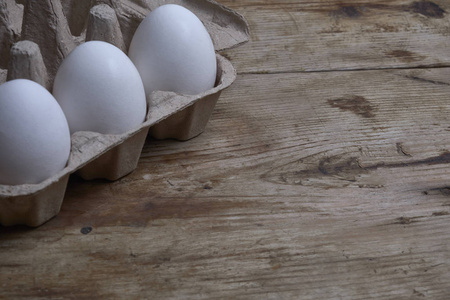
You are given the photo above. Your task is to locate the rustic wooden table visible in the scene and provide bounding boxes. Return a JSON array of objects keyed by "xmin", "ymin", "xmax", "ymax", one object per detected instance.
[{"xmin": 1, "ymin": 0, "xmax": 450, "ymax": 299}]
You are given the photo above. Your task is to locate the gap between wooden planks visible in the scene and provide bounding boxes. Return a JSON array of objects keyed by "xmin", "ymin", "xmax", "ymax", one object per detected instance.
[{"xmin": 220, "ymin": 0, "xmax": 450, "ymax": 74}]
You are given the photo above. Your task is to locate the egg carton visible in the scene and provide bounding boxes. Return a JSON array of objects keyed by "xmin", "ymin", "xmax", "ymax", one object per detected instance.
[{"xmin": 0, "ymin": 0, "xmax": 249, "ymax": 227}]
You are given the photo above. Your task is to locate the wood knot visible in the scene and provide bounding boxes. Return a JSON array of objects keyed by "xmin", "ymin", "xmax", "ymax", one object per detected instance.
[
  {"xmin": 409, "ymin": 1, "xmax": 446, "ymax": 18},
  {"xmin": 80, "ymin": 226, "xmax": 93, "ymax": 234},
  {"xmin": 334, "ymin": 6, "xmax": 363, "ymax": 18},
  {"xmin": 328, "ymin": 95, "xmax": 375, "ymax": 118}
]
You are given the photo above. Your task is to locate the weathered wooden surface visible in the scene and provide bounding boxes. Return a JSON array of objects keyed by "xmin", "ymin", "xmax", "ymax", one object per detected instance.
[
  {"xmin": 1, "ymin": 0, "xmax": 450, "ymax": 299},
  {"xmin": 221, "ymin": 0, "xmax": 450, "ymax": 73}
]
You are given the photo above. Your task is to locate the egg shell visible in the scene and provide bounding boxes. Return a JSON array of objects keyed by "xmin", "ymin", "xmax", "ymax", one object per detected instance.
[
  {"xmin": 128, "ymin": 4, "xmax": 217, "ymax": 95},
  {"xmin": 0, "ymin": 79, "xmax": 71, "ymax": 185},
  {"xmin": 53, "ymin": 41, "xmax": 147, "ymax": 135}
]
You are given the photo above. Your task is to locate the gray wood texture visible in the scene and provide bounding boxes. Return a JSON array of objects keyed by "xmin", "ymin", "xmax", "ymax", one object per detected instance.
[{"xmin": 1, "ymin": 0, "xmax": 449, "ymax": 299}]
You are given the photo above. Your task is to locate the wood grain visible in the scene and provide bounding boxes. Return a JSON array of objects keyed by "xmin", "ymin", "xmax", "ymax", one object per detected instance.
[
  {"xmin": 220, "ymin": 0, "xmax": 450, "ymax": 73},
  {"xmin": 1, "ymin": 0, "xmax": 450, "ymax": 299}
]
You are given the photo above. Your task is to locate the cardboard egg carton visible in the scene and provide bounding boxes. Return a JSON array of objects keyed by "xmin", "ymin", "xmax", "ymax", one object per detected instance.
[{"xmin": 0, "ymin": 0, "xmax": 249, "ymax": 227}]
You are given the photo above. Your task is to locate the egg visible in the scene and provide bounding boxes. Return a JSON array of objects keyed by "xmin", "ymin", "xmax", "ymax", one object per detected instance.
[
  {"xmin": 53, "ymin": 41, "xmax": 147, "ymax": 135},
  {"xmin": 0, "ymin": 79, "xmax": 71, "ymax": 185},
  {"xmin": 128, "ymin": 4, "xmax": 217, "ymax": 95}
]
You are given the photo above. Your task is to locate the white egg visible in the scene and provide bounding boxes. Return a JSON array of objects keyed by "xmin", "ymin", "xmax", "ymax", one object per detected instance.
[
  {"xmin": 128, "ymin": 4, "xmax": 217, "ymax": 95},
  {"xmin": 0, "ymin": 79, "xmax": 71, "ymax": 185},
  {"xmin": 53, "ymin": 41, "xmax": 147, "ymax": 135}
]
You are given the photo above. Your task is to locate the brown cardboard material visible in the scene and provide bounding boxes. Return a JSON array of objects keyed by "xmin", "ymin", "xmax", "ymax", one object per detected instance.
[
  {"xmin": 149, "ymin": 57, "xmax": 228, "ymax": 141},
  {"xmin": 76, "ymin": 124, "xmax": 150, "ymax": 180},
  {"xmin": 0, "ymin": 0, "xmax": 23, "ymax": 69},
  {"xmin": 86, "ymin": 4, "xmax": 127, "ymax": 52},
  {"xmin": 0, "ymin": 69, "xmax": 6, "ymax": 83},
  {"xmin": 150, "ymin": 92, "xmax": 221, "ymax": 140},
  {"xmin": 0, "ymin": 175, "xmax": 69, "ymax": 227},
  {"xmin": 7, "ymin": 41, "xmax": 50, "ymax": 90},
  {"xmin": 0, "ymin": 0, "xmax": 248, "ymax": 226},
  {"xmin": 62, "ymin": 0, "xmax": 92, "ymax": 37},
  {"xmin": 21, "ymin": 0, "xmax": 77, "ymax": 82}
]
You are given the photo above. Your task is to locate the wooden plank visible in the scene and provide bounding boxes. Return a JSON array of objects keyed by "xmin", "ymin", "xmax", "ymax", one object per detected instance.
[
  {"xmin": 1, "ymin": 68, "xmax": 449, "ymax": 299},
  {"xmin": 219, "ymin": 0, "xmax": 450, "ymax": 73}
]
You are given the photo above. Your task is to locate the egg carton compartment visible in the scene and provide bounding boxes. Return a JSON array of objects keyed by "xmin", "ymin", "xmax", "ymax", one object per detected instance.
[
  {"xmin": 0, "ymin": 53, "xmax": 237, "ymax": 227},
  {"xmin": 0, "ymin": 0, "xmax": 248, "ymax": 227},
  {"xmin": 76, "ymin": 127, "xmax": 149, "ymax": 181},
  {"xmin": 0, "ymin": 174, "xmax": 70, "ymax": 227},
  {"xmin": 149, "ymin": 61, "xmax": 225, "ymax": 141}
]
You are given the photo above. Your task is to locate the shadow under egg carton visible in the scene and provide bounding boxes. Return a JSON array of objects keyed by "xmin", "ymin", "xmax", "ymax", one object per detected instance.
[{"xmin": 0, "ymin": 0, "xmax": 248, "ymax": 227}]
